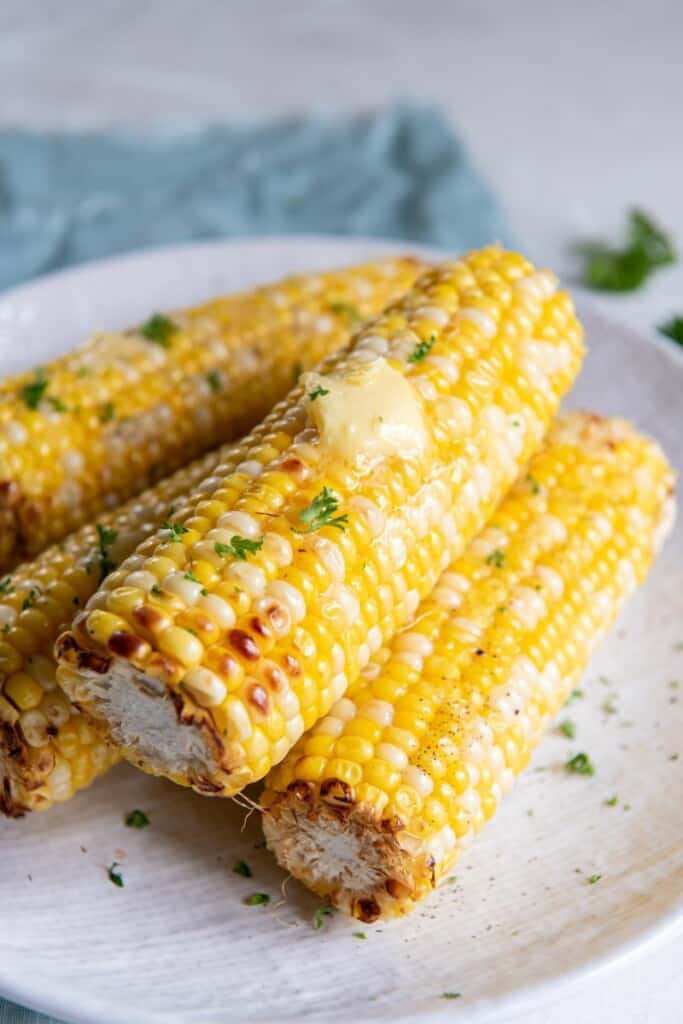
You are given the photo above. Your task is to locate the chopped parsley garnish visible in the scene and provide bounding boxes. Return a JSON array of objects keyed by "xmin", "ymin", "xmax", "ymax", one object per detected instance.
[
  {"xmin": 442, "ymin": 992, "xmax": 461, "ymax": 1000},
  {"xmin": 125, "ymin": 809, "xmax": 150, "ymax": 829},
  {"xmin": 20, "ymin": 369, "xmax": 48, "ymax": 409},
  {"xmin": 580, "ymin": 209, "xmax": 676, "ymax": 292},
  {"xmin": 207, "ymin": 370, "xmax": 222, "ymax": 392},
  {"xmin": 214, "ymin": 536, "xmax": 264, "ymax": 561},
  {"xmin": 151, "ymin": 584, "xmax": 161, "ymax": 596},
  {"xmin": 184, "ymin": 571, "xmax": 201, "ymax": 584},
  {"xmin": 407, "ymin": 334, "xmax": 436, "ymax": 363},
  {"xmin": 162, "ymin": 521, "xmax": 189, "ymax": 542},
  {"xmin": 485, "ymin": 549, "xmax": 505, "ymax": 568},
  {"xmin": 566, "ymin": 752, "xmax": 595, "ymax": 776},
  {"xmin": 308, "ymin": 385, "xmax": 330, "ymax": 401},
  {"xmin": 47, "ymin": 396, "xmax": 68, "ymax": 413},
  {"xmin": 328, "ymin": 301, "xmax": 362, "ymax": 322},
  {"xmin": 233, "ymin": 859, "xmax": 252, "ymax": 878},
  {"xmin": 605, "ymin": 795, "xmax": 618, "ymax": 807},
  {"xmin": 96, "ymin": 524, "xmax": 118, "ymax": 582},
  {"xmin": 243, "ymin": 892, "xmax": 270, "ymax": 906},
  {"xmin": 21, "ymin": 587, "xmax": 40, "ymax": 611},
  {"xmin": 100, "ymin": 401, "xmax": 115, "ymax": 423},
  {"xmin": 601, "ymin": 696, "xmax": 618, "ymax": 715},
  {"xmin": 139, "ymin": 313, "xmax": 177, "ymax": 348},
  {"xmin": 658, "ymin": 316, "xmax": 683, "ymax": 347},
  {"xmin": 587, "ymin": 874, "xmax": 602, "ymax": 885},
  {"xmin": 298, "ymin": 487, "xmax": 348, "ymax": 533},
  {"xmin": 313, "ymin": 905, "xmax": 335, "ymax": 930},
  {"xmin": 353, "ymin": 931, "xmax": 367, "ymax": 940},
  {"xmin": 558, "ymin": 720, "xmax": 576, "ymax": 739},
  {"xmin": 527, "ymin": 474, "xmax": 541, "ymax": 494},
  {"xmin": 0, "ymin": 576, "xmax": 13, "ymax": 595},
  {"xmin": 568, "ymin": 688, "xmax": 584, "ymax": 702},
  {"xmin": 108, "ymin": 862, "xmax": 124, "ymax": 887}
]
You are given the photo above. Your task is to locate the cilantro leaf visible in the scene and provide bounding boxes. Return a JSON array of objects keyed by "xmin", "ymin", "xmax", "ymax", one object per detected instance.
[
  {"xmin": 408, "ymin": 334, "xmax": 436, "ymax": 363},
  {"xmin": 581, "ymin": 209, "xmax": 676, "ymax": 292},
  {"xmin": 658, "ymin": 316, "xmax": 683, "ymax": 347},
  {"xmin": 125, "ymin": 809, "xmax": 150, "ymax": 829},
  {"xmin": 108, "ymin": 862, "xmax": 124, "ymax": 887},
  {"xmin": 20, "ymin": 370, "xmax": 48, "ymax": 409},
  {"xmin": 566, "ymin": 752, "xmax": 595, "ymax": 776}
]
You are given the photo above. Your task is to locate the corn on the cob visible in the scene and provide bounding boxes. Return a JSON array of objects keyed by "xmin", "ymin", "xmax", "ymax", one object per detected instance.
[
  {"xmin": 262, "ymin": 412, "xmax": 675, "ymax": 921},
  {"xmin": 56, "ymin": 247, "xmax": 584, "ymax": 799},
  {"xmin": 0, "ymin": 257, "xmax": 425, "ymax": 571},
  {"xmin": 0, "ymin": 260, "xmax": 426, "ymax": 816}
]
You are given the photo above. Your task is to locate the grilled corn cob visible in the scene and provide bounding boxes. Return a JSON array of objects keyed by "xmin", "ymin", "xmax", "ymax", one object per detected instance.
[
  {"xmin": 57, "ymin": 247, "xmax": 584, "ymax": 798},
  {"xmin": 0, "ymin": 257, "xmax": 425, "ymax": 571},
  {"xmin": 0, "ymin": 261, "xmax": 426, "ymax": 816},
  {"xmin": 262, "ymin": 412, "xmax": 675, "ymax": 920}
]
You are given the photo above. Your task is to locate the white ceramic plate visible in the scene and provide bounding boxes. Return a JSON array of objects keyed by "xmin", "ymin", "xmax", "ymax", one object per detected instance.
[{"xmin": 0, "ymin": 237, "xmax": 682, "ymax": 1024}]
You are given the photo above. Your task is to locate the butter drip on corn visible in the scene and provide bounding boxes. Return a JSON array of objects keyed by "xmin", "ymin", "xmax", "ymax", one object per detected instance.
[
  {"xmin": 0, "ymin": 257, "xmax": 425, "ymax": 571},
  {"xmin": 0, "ymin": 258, "xmax": 426, "ymax": 816},
  {"xmin": 57, "ymin": 247, "xmax": 584, "ymax": 799},
  {"xmin": 262, "ymin": 412, "xmax": 675, "ymax": 921}
]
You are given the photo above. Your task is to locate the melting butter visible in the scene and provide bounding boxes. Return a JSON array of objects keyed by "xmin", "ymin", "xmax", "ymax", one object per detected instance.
[{"xmin": 304, "ymin": 357, "xmax": 429, "ymax": 468}]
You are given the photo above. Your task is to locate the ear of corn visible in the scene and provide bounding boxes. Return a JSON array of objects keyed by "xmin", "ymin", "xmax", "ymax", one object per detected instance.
[
  {"xmin": 0, "ymin": 259, "xmax": 426, "ymax": 816},
  {"xmin": 0, "ymin": 257, "xmax": 425, "ymax": 571},
  {"xmin": 57, "ymin": 247, "xmax": 584, "ymax": 798},
  {"xmin": 261, "ymin": 412, "xmax": 675, "ymax": 921}
]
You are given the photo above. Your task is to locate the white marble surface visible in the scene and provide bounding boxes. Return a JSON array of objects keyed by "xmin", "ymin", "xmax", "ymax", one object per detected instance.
[{"xmin": 0, "ymin": 2, "xmax": 681, "ymax": 1021}]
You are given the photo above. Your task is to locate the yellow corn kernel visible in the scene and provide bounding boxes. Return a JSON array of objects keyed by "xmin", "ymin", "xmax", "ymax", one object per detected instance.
[{"xmin": 4, "ymin": 672, "xmax": 44, "ymax": 711}]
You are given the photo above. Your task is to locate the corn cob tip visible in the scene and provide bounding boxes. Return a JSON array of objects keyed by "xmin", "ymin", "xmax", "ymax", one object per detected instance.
[{"xmin": 262, "ymin": 782, "xmax": 427, "ymax": 922}]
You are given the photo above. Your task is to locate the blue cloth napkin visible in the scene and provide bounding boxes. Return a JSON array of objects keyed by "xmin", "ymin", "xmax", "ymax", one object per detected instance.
[
  {"xmin": 0, "ymin": 104, "xmax": 512, "ymax": 292},
  {"xmin": 0, "ymin": 104, "xmax": 509, "ymax": 1024}
]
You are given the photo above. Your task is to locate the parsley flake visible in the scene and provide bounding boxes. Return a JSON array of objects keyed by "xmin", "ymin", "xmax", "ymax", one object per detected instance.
[
  {"xmin": 353, "ymin": 931, "xmax": 367, "ymax": 940},
  {"xmin": 605, "ymin": 795, "xmax": 618, "ymax": 807},
  {"xmin": 2, "ymin": 623, "xmax": 10, "ymax": 634},
  {"xmin": 151, "ymin": 584, "xmax": 161, "ymax": 596},
  {"xmin": 47, "ymin": 396, "xmax": 68, "ymax": 413},
  {"xmin": 125, "ymin": 809, "xmax": 150, "ymax": 829},
  {"xmin": 21, "ymin": 587, "xmax": 40, "ymax": 611},
  {"xmin": 0, "ymin": 576, "xmax": 13, "ymax": 595},
  {"xmin": 95, "ymin": 524, "xmax": 118, "ymax": 582},
  {"xmin": 184, "ymin": 571, "xmax": 201, "ymax": 584},
  {"xmin": 588, "ymin": 874, "xmax": 602, "ymax": 885},
  {"xmin": 233, "ymin": 859, "xmax": 252, "ymax": 878},
  {"xmin": 580, "ymin": 209, "xmax": 676, "ymax": 292},
  {"xmin": 441, "ymin": 992, "xmax": 461, "ymax": 1000},
  {"xmin": 308, "ymin": 385, "xmax": 330, "ymax": 401},
  {"xmin": 568, "ymin": 688, "xmax": 584, "ymax": 703},
  {"xmin": 566, "ymin": 752, "xmax": 595, "ymax": 776},
  {"xmin": 408, "ymin": 334, "xmax": 436, "ymax": 363},
  {"xmin": 313, "ymin": 905, "xmax": 335, "ymax": 930},
  {"xmin": 527, "ymin": 474, "xmax": 541, "ymax": 494},
  {"xmin": 162, "ymin": 521, "xmax": 189, "ymax": 542},
  {"xmin": 20, "ymin": 370, "xmax": 48, "ymax": 409},
  {"xmin": 108, "ymin": 862, "xmax": 124, "ymax": 887},
  {"xmin": 328, "ymin": 301, "xmax": 362, "ymax": 322},
  {"xmin": 243, "ymin": 892, "xmax": 270, "ymax": 906},
  {"xmin": 214, "ymin": 536, "xmax": 264, "ymax": 561},
  {"xmin": 485, "ymin": 549, "xmax": 505, "ymax": 568},
  {"xmin": 558, "ymin": 720, "xmax": 576, "ymax": 739},
  {"xmin": 207, "ymin": 370, "xmax": 222, "ymax": 392},
  {"xmin": 140, "ymin": 313, "xmax": 177, "ymax": 348},
  {"xmin": 100, "ymin": 401, "xmax": 115, "ymax": 423},
  {"xmin": 658, "ymin": 317, "xmax": 683, "ymax": 347},
  {"xmin": 298, "ymin": 487, "xmax": 348, "ymax": 533}
]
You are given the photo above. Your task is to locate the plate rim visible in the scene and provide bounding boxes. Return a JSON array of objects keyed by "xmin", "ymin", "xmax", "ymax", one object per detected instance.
[{"xmin": 1, "ymin": 234, "xmax": 681, "ymax": 1024}]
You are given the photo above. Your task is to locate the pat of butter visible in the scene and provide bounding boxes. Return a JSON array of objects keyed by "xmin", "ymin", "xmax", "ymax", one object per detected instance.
[{"xmin": 304, "ymin": 357, "xmax": 429, "ymax": 468}]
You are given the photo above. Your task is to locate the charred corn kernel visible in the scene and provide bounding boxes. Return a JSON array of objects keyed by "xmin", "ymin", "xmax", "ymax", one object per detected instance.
[
  {"xmin": 0, "ymin": 259, "xmax": 425, "ymax": 817},
  {"xmin": 57, "ymin": 249, "xmax": 584, "ymax": 799},
  {"xmin": 0, "ymin": 257, "xmax": 425, "ymax": 571},
  {"xmin": 262, "ymin": 412, "xmax": 675, "ymax": 921}
]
